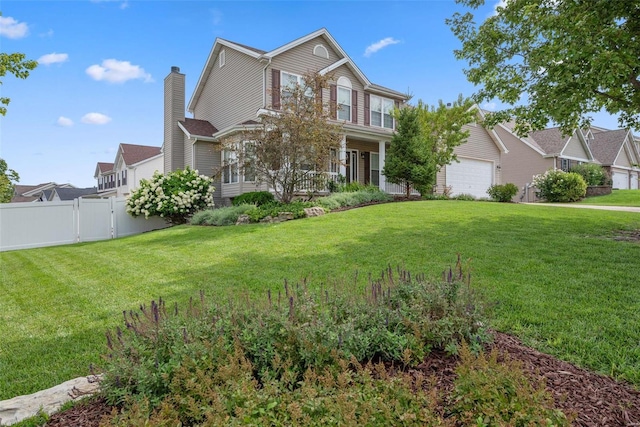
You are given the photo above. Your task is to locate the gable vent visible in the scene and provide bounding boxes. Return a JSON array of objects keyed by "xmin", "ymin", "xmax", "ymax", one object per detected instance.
[{"xmin": 313, "ymin": 44, "xmax": 329, "ymax": 59}]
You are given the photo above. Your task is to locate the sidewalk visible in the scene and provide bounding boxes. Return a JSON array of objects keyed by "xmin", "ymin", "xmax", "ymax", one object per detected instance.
[{"xmin": 521, "ymin": 203, "xmax": 640, "ymax": 213}]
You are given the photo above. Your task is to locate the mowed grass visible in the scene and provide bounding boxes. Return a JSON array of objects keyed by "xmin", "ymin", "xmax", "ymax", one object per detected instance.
[
  {"xmin": 580, "ymin": 189, "xmax": 640, "ymax": 206},
  {"xmin": 1, "ymin": 200, "xmax": 639, "ymax": 399}
]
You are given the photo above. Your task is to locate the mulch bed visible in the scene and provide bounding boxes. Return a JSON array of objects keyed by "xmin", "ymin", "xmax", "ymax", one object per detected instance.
[{"xmin": 45, "ymin": 331, "xmax": 640, "ymax": 427}]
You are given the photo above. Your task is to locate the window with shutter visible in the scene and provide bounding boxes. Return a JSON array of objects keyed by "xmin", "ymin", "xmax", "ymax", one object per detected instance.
[{"xmin": 271, "ymin": 68, "xmax": 281, "ymax": 109}]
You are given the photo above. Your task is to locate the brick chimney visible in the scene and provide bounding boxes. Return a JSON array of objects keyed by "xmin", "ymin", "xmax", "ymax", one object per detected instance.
[{"xmin": 164, "ymin": 66, "xmax": 185, "ymax": 173}]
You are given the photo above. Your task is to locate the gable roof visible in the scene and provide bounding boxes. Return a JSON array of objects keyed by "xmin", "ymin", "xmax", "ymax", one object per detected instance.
[
  {"xmin": 118, "ymin": 144, "xmax": 162, "ymax": 166},
  {"xmin": 178, "ymin": 118, "xmax": 218, "ymax": 139},
  {"xmin": 589, "ymin": 129, "xmax": 631, "ymax": 166},
  {"xmin": 97, "ymin": 162, "xmax": 114, "ymax": 173},
  {"xmin": 52, "ymin": 187, "xmax": 98, "ymax": 201},
  {"xmin": 188, "ymin": 28, "xmax": 408, "ymax": 113},
  {"xmin": 529, "ymin": 128, "xmax": 571, "ymax": 155}
]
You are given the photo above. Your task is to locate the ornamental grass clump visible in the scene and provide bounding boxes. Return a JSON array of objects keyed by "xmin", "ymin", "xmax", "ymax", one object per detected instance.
[
  {"xmin": 532, "ymin": 169, "xmax": 587, "ymax": 202},
  {"xmin": 99, "ymin": 259, "xmax": 490, "ymax": 424},
  {"xmin": 190, "ymin": 204, "xmax": 254, "ymax": 226},
  {"xmin": 126, "ymin": 167, "xmax": 215, "ymax": 224}
]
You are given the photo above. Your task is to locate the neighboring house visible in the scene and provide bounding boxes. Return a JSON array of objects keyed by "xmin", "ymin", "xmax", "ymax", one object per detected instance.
[
  {"xmin": 47, "ymin": 187, "xmax": 99, "ymax": 201},
  {"xmin": 587, "ymin": 128, "xmax": 640, "ymax": 189},
  {"xmin": 490, "ymin": 123, "xmax": 598, "ymax": 201},
  {"xmin": 10, "ymin": 183, "xmax": 75, "ymax": 203},
  {"xmin": 435, "ymin": 107, "xmax": 508, "ymax": 198},
  {"xmin": 163, "ymin": 28, "xmax": 409, "ymax": 206},
  {"xmin": 95, "ymin": 144, "xmax": 163, "ymax": 198}
]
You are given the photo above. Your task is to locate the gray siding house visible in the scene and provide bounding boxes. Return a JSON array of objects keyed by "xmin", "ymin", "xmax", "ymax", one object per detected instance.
[{"xmin": 163, "ymin": 28, "xmax": 409, "ymax": 206}]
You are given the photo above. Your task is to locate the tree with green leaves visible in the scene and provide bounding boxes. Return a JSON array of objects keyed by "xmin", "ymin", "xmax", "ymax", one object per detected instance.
[
  {"xmin": 383, "ymin": 96, "xmax": 476, "ymax": 197},
  {"xmin": 447, "ymin": 0, "xmax": 640, "ymax": 136},
  {"xmin": 0, "ymin": 158, "xmax": 19, "ymax": 203},
  {"xmin": 222, "ymin": 72, "xmax": 343, "ymax": 203},
  {"xmin": 0, "ymin": 14, "xmax": 38, "ymax": 116}
]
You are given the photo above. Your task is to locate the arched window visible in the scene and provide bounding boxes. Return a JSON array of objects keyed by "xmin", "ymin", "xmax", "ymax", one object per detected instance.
[{"xmin": 313, "ymin": 44, "xmax": 329, "ymax": 59}]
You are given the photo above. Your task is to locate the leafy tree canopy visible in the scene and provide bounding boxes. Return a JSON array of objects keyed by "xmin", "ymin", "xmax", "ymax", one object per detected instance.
[
  {"xmin": 0, "ymin": 158, "xmax": 19, "ymax": 203},
  {"xmin": 0, "ymin": 12, "xmax": 38, "ymax": 116},
  {"xmin": 447, "ymin": 0, "xmax": 640, "ymax": 136}
]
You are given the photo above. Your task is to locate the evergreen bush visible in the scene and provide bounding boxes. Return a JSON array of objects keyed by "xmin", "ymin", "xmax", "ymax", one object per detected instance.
[{"xmin": 532, "ymin": 170, "xmax": 587, "ymax": 202}]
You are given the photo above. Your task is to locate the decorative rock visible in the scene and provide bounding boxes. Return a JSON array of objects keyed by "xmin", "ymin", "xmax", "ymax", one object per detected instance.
[
  {"xmin": 235, "ymin": 214, "xmax": 251, "ymax": 225},
  {"xmin": 277, "ymin": 212, "xmax": 294, "ymax": 221},
  {"xmin": 260, "ymin": 215, "xmax": 273, "ymax": 223},
  {"xmin": 304, "ymin": 207, "xmax": 325, "ymax": 217},
  {"xmin": 0, "ymin": 375, "xmax": 102, "ymax": 426}
]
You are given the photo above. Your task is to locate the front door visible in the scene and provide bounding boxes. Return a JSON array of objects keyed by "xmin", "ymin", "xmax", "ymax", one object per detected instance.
[{"xmin": 345, "ymin": 149, "xmax": 358, "ymax": 183}]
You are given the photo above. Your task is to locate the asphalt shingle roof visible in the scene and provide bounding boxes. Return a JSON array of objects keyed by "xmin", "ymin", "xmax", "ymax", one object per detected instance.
[
  {"xmin": 54, "ymin": 187, "xmax": 98, "ymax": 201},
  {"xmin": 529, "ymin": 127, "xmax": 571, "ymax": 155},
  {"xmin": 179, "ymin": 118, "xmax": 218, "ymax": 137},
  {"xmin": 120, "ymin": 144, "xmax": 162, "ymax": 166},
  {"xmin": 588, "ymin": 129, "xmax": 628, "ymax": 166}
]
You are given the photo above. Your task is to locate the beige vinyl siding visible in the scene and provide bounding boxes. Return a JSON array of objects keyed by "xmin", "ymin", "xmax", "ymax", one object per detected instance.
[
  {"xmin": 193, "ymin": 48, "xmax": 263, "ymax": 130},
  {"xmin": 436, "ymin": 123, "xmax": 502, "ymax": 191},
  {"xmin": 562, "ymin": 134, "xmax": 589, "ymax": 159},
  {"xmin": 269, "ymin": 37, "xmax": 340, "ymax": 83},
  {"xmin": 184, "ymin": 136, "xmax": 194, "ymax": 169},
  {"xmin": 615, "ymin": 146, "xmax": 632, "ymax": 167},
  {"xmin": 495, "ymin": 126, "xmax": 554, "ymax": 196},
  {"xmin": 193, "ymin": 142, "xmax": 222, "ymax": 207}
]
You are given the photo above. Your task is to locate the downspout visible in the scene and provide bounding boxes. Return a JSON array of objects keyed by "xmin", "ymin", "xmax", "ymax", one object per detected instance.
[{"xmin": 261, "ymin": 57, "xmax": 272, "ymax": 109}]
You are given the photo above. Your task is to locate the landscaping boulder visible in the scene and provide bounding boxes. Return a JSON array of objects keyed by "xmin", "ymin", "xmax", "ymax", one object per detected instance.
[
  {"xmin": 235, "ymin": 214, "xmax": 250, "ymax": 225},
  {"xmin": 0, "ymin": 375, "xmax": 101, "ymax": 426},
  {"xmin": 304, "ymin": 207, "xmax": 325, "ymax": 217}
]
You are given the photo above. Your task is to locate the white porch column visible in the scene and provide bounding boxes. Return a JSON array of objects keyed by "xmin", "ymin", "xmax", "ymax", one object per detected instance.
[
  {"xmin": 378, "ymin": 140, "xmax": 386, "ymax": 192},
  {"xmin": 339, "ymin": 135, "xmax": 347, "ymax": 178}
]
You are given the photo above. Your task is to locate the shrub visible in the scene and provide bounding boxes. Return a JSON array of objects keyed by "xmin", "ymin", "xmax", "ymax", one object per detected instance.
[
  {"xmin": 450, "ymin": 345, "xmax": 571, "ymax": 426},
  {"xmin": 100, "ymin": 260, "xmax": 489, "ymax": 415},
  {"xmin": 487, "ymin": 183, "xmax": 519, "ymax": 202},
  {"xmin": 190, "ymin": 204, "xmax": 254, "ymax": 226},
  {"xmin": 422, "ymin": 193, "xmax": 449, "ymax": 200},
  {"xmin": 126, "ymin": 167, "xmax": 215, "ymax": 224},
  {"xmin": 451, "ymin": 193, "xmax": 476, "ymax": 201},
  {"xmin": 231, "ymin": 191, "xmax": 275, "ymax": 207},
  {"xmin": 570, "ymin": 163, "xmax": 608, "ymax": 186},
  {"xmin": 315, "ymin": 189, "xmax": 392, "ymax": 210},
  {"xmin": 532, "ymin": 170, "xmax": 587, "ymax": 202},
  {"xmin": 245, "ymin": 200, "xmax": 315, "ymax": 222}
]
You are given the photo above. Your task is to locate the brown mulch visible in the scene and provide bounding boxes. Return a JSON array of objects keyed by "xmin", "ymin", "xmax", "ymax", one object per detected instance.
[{"xmin": 45, "ymin": 331, "xmax": 640, "ymax": 427}]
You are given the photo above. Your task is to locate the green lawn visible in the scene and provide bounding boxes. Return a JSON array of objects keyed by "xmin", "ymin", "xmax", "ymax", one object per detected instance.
[
  {"xmin": 580, "ymin": 189, "xmax": 640, "ymax": 206},
  {"xmin": 1, "ymin": 201, "xmax": 639, "ymax": 400}
]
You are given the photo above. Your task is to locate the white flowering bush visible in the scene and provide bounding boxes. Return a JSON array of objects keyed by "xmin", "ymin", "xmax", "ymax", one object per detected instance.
[
  {"xmin": 532, "ymin": 169, "xmax": 586, "ymax": 202},
  {"xmin": 126, "ymin": 167, "xmax": 215, "ymax": 224}
]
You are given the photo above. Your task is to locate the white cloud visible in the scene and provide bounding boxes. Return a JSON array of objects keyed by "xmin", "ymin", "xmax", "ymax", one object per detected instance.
[
  {"xmin": 86, "ymin": 59, "xmax": 153, "ymax": 83},
  {"xmin": 41, "ymin": 29, "xmax": 54, "ymax": 38},
  {"xmin": 81, "ymin": 113, "xmax": 112, "ymax": 125},
  {"xmin": 120, "ymin": 1, "xmax": 130, "ymax": 9},
  {"xmin": 481, "ymin": 102, "xmax": 497, "ymax": 111},
  {"xmin": 210, "ymin": 9, "xmax": 223, "ymax": 25},
  {"xmin": 38, "ymin": 53, "xmax": 69, "ymax": 66},
  {"xmin": 57, "ymin": 116, "xmax": 74, "ymax": 127},
  {"xmin": 364, "ymin": 37, "xmax": 401, "ymax": 57},
  {"xmin": 0, "ymin": 16, "xmax": 29, "ymax": 39}
]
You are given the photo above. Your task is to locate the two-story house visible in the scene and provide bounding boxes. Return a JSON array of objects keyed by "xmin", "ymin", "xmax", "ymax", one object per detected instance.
[
  {"xmin": 95, "ymin": 143, "xmax": 163, "ymax": 198},
  {"xmin": 163, "ymin": 28, "xmax": 409, "ymax": 206}
]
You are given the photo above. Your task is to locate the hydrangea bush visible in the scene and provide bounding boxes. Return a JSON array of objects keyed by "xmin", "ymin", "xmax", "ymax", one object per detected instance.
[
  {"xmin": 126, "ymin": 167, "xmax": 215, "ymax": 224},
  {"xmin": 532, "ymin": 169, "xmax": 586, "ymax": 202}
]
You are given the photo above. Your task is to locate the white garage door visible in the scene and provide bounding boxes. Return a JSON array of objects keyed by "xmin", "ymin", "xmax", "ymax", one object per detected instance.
[
  {"xmin": 631, "ymin": 173, "xmax": 639, "ymax": 190},
  {"xmin": 446, "ymin": 158, "xmax": 493, "ymax": 198},
  {"xmin": 612, "ymin": 171, "xmax": 629, "ymax": 189}
]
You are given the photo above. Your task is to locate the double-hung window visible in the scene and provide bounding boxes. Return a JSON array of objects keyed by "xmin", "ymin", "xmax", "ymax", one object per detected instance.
[
  {"xmin": 370, "ymin": 95, "xmax": 394, "ymax": 129},
  {"xmin": 223, "ymin": 150, "xmax": 238, "ymax": 184},
  {"xmin": 337, "ymin": 86, "xmax": 351, "ymax": 121},
  {"xmin": 243, "ymin": 141, "xmax": 256, "ymax": 182},
  {"xmin": 281, "ymin": 71, "xmax": 313, "ymax": 104}
]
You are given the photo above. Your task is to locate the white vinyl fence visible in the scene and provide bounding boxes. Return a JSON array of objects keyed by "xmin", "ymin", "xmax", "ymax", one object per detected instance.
[{"xmin": 0, "ymin": 197, "xmax": 169, "ymax": 252}]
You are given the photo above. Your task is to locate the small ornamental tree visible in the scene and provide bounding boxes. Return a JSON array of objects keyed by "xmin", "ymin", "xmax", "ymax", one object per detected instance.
[
  {"xmin": 570, "ymin": 163, "xmax": 608, "ymax": 186},
  {"xmin": 126, "ymin": 167, "xmax": 215, "ymax": 224},
  {"xmin": 0, "ymin": 158, "xmax": 19, "ymax": 203},
  {"xmin": 221, "ymin": 72, "xmax": 343, "ymax": 204}
]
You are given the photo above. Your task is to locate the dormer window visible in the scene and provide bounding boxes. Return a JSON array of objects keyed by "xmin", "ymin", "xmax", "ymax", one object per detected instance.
[{"xmin": 219, "ymin": 49, "xmax": 226, "ymax": 68}]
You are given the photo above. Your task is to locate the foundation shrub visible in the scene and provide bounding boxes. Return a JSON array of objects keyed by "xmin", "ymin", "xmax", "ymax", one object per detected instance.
[
  {"xmin": 450, "ymin": 345, "xmax": 571, "ymax": 426},
  {"xmin": 190, "ymin": 204, "xmax": 254, "ymax": 226},
  {"xmin": 451, "ymin": 193, "xmax": 477, "ymax": 201},
  {"xmin": 315, "ymin": 189, "xmax": 392, "ymax": 210},
  {"xmin": 487, "ymin": 183, "xmax": 519, "ymax": 202},
  {"xmin": 570, "ymin": 163, "xmax": 608, "ymax": 186},
  {"xmin": 245, "ymin": 200, "xmax": 315, "ymax": 222},
  {"xmin": 231, "ymin": 191, "xmax": 275, "ymax": 207},
  {"xmin": 532, "ymin": 170, "xmax": 587, "ymax": 202}
]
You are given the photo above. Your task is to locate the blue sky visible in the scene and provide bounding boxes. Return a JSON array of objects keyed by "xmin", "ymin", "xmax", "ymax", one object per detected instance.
[{"xmin": 1, "ymin": 0, "xmax": 622, "ymax": 188}]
